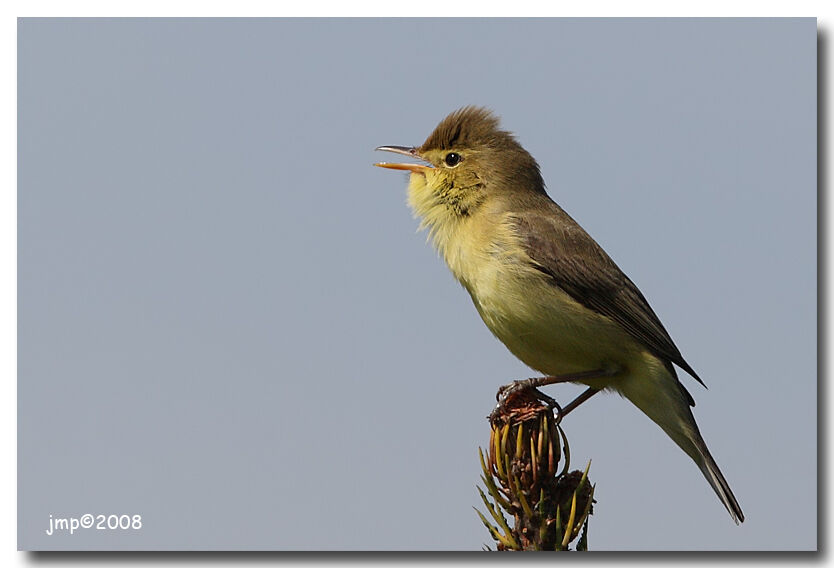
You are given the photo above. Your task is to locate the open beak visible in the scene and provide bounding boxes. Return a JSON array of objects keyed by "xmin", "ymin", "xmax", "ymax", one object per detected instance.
[{"xmin": 374, "ymin": 146, "xmax": 432, "ymax": 174}]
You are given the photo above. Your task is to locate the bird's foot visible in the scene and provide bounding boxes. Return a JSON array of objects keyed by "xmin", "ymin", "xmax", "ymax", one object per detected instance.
[{"xmin": 490, "ymin": 379, "xmax": 563, "ymax": 425}]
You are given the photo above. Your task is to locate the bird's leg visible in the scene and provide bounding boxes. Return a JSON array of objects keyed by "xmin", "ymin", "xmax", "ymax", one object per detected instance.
[
  {"xmin": 497, "ymin": 368, "xmax": 612, "ymax": 401},
  {"xmin": 558, "ymin": 387, "xmax": 601, "ymax": 419},
  {"xmin": 527, "ymin": 369, "xmax": 614, "ymax": 389}
]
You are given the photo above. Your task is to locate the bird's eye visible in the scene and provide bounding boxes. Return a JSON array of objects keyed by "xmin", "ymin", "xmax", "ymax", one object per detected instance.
[{"xmin": 444, "ymin": 152, "xmax": 462, "ymax": 167}]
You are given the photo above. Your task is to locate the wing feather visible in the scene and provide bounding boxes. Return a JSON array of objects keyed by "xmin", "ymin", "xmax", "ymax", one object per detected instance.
[{"xmin": 510, "ymin": 203, "xmax": 705, "ymax": 397}]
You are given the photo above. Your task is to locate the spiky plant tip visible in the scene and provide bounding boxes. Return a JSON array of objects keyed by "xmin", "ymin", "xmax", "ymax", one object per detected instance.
[{"xmin": 477, "ymin": 384, "xmax": 596, "ymax": 551}]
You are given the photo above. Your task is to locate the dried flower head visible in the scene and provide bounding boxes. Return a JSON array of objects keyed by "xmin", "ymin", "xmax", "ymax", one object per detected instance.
[{"xmin": 477, "ymin": 389, "xmax": 595, "ymax": 551}]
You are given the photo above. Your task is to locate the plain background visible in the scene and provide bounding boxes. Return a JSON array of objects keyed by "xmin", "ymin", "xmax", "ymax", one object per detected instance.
[{"xmin": 18, "ymin": 18, "xmax": 816, "ymax": 550}]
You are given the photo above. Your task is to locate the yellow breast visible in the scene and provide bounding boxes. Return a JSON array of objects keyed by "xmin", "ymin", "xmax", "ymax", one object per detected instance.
[{"xmin": 407, "ymin": 172, "xmax": 645, "ymax": 383}]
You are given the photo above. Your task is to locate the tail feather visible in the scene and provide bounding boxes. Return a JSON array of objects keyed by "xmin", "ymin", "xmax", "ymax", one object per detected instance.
[
  {"xmin": 692, "ymin": 436, "xmax": 745, "ymax": 524},
  {"xmin": 619, "ymin": 364, "xmax": 744, "ymax": 523},
  {"xmin": 646, "ymin": 401, "xmax": 744, "ymax": 523}
]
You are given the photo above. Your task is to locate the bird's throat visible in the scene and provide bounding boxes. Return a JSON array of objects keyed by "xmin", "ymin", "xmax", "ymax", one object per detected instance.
[{"xmin": 406, "ymin": 172, "xmax": 467, "ymax": 256}]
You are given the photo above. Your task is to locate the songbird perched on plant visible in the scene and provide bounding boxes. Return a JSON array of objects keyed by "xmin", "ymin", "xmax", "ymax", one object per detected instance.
[{"xmin": 375, "ymin": 106, "xmax": 743, "ymax": 523}]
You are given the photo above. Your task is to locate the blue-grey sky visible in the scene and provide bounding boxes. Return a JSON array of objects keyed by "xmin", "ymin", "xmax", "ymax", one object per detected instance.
[{"xmin": 18, "ymin": 18, "xmax": 816, "ymax": 550}]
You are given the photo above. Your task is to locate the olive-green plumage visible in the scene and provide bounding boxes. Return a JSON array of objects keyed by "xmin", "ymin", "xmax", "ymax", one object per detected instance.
[{"xmin": 375, "ymin": 106, "xmax": 743, "ymax": 523}]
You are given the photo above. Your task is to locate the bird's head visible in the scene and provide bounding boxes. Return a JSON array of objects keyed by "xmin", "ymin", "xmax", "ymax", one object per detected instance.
[{"xmin": 375, "ymin": 106, "xmax": 545, "ymax": 221}]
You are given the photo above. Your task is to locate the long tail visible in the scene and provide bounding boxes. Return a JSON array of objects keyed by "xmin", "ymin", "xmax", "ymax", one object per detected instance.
[
  {"xmin": 619, "ymin": 365, "xmax": 744, "ymax": 523},
  {"xmin": 691, "ymin": 436, "xmax": 745, "ymax": 524}
]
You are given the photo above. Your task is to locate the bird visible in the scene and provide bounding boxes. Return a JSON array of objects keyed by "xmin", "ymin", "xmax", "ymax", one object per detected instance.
[{"xmin": 374, "ymin": 106, "xmax": 744, "ymax": 523}]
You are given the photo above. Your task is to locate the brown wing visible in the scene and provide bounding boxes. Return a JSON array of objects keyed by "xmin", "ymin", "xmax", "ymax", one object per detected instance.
[{"xmin": 510, "ymin": 202, "xmax": 704, "ymax": 398}]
